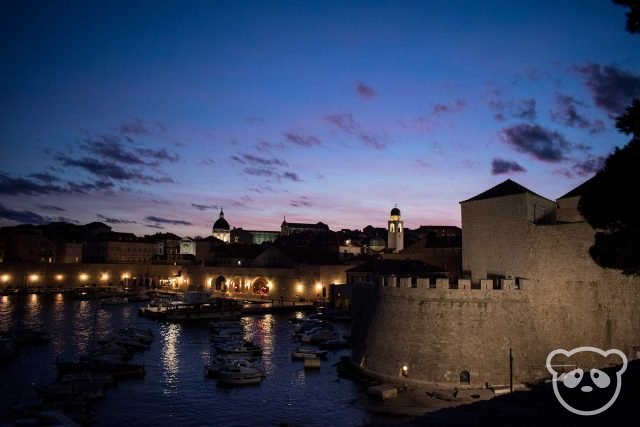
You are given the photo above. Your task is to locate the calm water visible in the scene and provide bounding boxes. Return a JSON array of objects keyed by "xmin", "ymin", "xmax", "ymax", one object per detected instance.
[{"xmin": 0, "ymin": 294, "xmax": 371, "ymax": 426}]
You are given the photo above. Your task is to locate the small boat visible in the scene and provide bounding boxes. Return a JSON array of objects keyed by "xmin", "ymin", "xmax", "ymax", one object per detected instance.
[
  {"xmin": 291, "ymin": 348, "xmax": 328, "ymax": 360},
  {"xmin": 217, "ymin": 359, "xmax": 265, "ymax": 386}
]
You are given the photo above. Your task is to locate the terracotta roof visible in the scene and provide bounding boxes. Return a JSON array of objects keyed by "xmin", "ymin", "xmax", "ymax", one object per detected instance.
[{"xmin": 461, "ymin": 179, "xmax": 545, "ymax": 203}]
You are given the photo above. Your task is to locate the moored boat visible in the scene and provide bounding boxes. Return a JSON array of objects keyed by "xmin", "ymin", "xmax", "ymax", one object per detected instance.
[{"xmin": 217, "ymin": 359, "xmax": 265, "ymax": 386}]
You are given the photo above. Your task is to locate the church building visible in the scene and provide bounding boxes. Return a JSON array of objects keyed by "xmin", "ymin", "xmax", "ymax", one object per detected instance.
[{"xmin": 212, "ymin": 209, "xmax": 231, "ymax": 243}]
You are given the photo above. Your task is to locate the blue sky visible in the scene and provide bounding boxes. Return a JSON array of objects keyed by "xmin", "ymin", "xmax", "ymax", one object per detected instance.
[{"xmin": 1, "ymin": 0, "xmax": 639, "ymax": 236}]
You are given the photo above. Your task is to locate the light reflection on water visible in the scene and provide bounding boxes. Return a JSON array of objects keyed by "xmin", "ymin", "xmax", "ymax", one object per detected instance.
[
  {"xmin": 161, "ymin": 323, "xmax": 181, "ymax": 392},
  {"xmin": 0, "ymin": 294, "xmax": 369, "ymax": 427}
]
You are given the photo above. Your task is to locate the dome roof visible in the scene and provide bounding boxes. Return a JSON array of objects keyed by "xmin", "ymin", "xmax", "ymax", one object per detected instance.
[
  {"xmin": 390, "ymin": 206, "xmax": 401, "ymax": 216},
  {"xmin": 213, "ymin": 217, "xmax": 229, "ymax": 230},
  {"xmin": 212, "ymin": 209, "xmax": 230, "ymax": 230}
]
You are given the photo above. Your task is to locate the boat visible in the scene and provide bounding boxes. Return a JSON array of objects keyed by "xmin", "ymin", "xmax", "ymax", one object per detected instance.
[
  {"xmin": 291, "ymin": 348, "xmax": 328, "ymax": 360},
  {"xmin": 217, "ymin": 359, "xmax": 265, "ymax": 386},
  {"xmin": 205, "ymin": 356, "xmax": 261, "ymax": 378},
  {"xmin": 215, "ymin": 341, "xmax": 263, "ymax": 358},
  {"xmin": 164, "ymin": 298, "xmax": 243, "ymax": 322}
]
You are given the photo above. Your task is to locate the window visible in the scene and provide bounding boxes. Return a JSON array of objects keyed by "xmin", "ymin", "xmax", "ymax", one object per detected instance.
[{"xmin": 390, "ymin": 223, "xmax": 395, "ymax": 232}]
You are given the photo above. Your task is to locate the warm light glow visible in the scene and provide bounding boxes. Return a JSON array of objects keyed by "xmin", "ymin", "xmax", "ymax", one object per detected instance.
[
  {"xmin": 122, "ymin": 272, "xmax": 130, "ymax": 280},
  {"xmin": 295, "ymin": 283, "xmax": 304, "ymax": 294},
  {"xmin": 79, "ymin": 273, "xmax": 89, "ymax": 281},
  {"xmin": 0, "ymin": 274, "xmax": 9, "ymax": 283},
  {"xmin": 100, "ymin": 273, "xmax": 109, "ymax": 281},
  {"xmin": 55, "ymin": 274, "xmax": 64, "ymax": 281},
  {"xmin": 402, "ymin": 365, "xmax": 409, "ymax": 376},
  {"xmin": 29, "ymin": 274, "xmax": 39, "ymax": 282},
  {"xmin": 315, "ymin": 283, "xmax": 322, "ymax": 292},
  {"xmin": 207, "ymin": 278, "xmax": 212, "ymax": 287}
]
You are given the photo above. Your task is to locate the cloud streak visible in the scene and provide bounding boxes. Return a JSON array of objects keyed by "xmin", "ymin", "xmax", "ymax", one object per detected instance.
[
  {"xmin": 97, "ymin": 214, "xmax": 138, "ymax": 224},
  {"xmin": 284, "ymin": 133, "xmax": 322, "ymax": 147},
  {"xmin": 326, "ymin": 113, "xmax": 386, "ymax": 149},
  {"xmin": 145, "ymin": 216, "xmax": 192, "ymax": 226}
]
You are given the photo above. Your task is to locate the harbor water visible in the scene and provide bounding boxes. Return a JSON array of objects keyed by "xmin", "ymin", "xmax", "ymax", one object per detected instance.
[{"xmin": 0, "ymin": 293, "xmax": 371, "ymax": 426}]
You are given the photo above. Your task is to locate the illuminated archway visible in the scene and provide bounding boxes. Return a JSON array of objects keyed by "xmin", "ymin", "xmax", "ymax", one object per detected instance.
[
  {"xmin": 215, "ymin": 276, "xmax": 226, "ymax": 291},
  {"xmin": 252, "ymin": 277, "xmax": 270, "ymax": 295}
]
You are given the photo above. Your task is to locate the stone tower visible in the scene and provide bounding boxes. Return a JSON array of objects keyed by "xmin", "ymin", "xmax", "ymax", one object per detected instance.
[{"xmin": 387, "ymin": 205, "xmax": 404, "ymax": 253}]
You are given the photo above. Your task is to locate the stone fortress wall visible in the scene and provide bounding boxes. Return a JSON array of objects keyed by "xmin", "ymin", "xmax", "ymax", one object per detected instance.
[{"xmin": 351, "ymin": 181, "xmax": 640, "ymax": 388}]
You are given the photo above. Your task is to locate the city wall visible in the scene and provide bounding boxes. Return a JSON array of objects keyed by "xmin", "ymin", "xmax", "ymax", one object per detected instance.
[{"xmin": 352, "ymin": 275, "xmax": 640, "ymax": 388}]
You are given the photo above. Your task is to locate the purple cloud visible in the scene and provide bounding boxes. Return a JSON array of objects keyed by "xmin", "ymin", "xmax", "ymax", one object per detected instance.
[
  {"xmin": 491, "ymin": 158, "xmax": 527, "ymax": 175},
  {"xmin": 572, "ymin": 155, "xmax": 606, "ymax": 177},
  {"xmin": 119, "ymin": 118, "xmax": 151, "ymax": 135},
  {"xmin": 145, "ymin": 216, "xmax": 192, "ymax": 226},
  {"xmin": 97, "ymin": 214, "xmax": 138, "ymax": 224},
  {"xmin": 576, "ymin": 63, "xmax": 640, "ymax": 116},
  {"xmin": 354, "ymin": 81, "xmax": 377, "ymax": 99},
  {"xmin": 433, "ymin": 99, "xmax": 466, "ymax": 114},
  {"xmin": 284, "ymin": 133, "xmax": 322, "ymax": 147},
  {"xmin": 326, "ymin": 113, "xmax": 386, "ymax": 149},
  {"xmin": 501, "ymin": 124, "xmax": 571, "ymax": 162},
  {"xmin": 550, "ymin": 93, "xmax": 605, "ymax": 133},
  {"xmin": 191, "ymin": 203, "xmax": 218, "ymax": 211}
]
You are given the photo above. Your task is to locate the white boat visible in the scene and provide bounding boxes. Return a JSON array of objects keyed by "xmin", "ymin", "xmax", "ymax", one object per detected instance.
[{"xmin": 217, "ymin": 359, "xmax": 265, "ymax": 386}]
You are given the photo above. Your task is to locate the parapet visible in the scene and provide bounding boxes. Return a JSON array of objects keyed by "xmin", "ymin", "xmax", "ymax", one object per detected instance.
[{"xmin": 376, "ymin": 275, "xmax": 530, "ymax": 300}]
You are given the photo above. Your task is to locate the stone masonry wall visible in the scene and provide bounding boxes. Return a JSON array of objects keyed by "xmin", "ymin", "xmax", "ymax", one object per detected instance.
[{"xmin": 352, "ymin": 219, "xmax": 640, "ymax": 388}]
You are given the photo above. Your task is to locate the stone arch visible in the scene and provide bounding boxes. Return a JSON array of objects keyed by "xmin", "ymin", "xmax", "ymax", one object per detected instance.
[
  {"xmin": 229, "ymin": 276, "xmax": 243, "ymax": 293},
  {"xmin": 252, "ymin": 277, "xmax": 270, "ymax": 295},
  {"xmin": 215, "ymin": 275, "xmax": 226, "ymax": 291},
  {"xmin": 460, "ymin": 370, "xmax": 470, "ymax": 384},
  {"xmin": 390, "ymin": 223, "xmax": 395, "ymax": 232}
]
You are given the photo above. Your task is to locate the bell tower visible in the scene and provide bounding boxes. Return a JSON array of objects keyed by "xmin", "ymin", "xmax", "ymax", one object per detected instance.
[{"xmin": 387, "ymin": 205, "xmax": 404, "ymax": 253}]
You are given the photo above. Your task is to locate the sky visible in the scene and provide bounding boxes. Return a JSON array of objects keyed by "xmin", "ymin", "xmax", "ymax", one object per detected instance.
[{"xmin": 1, "ymin": 0, "xmax": 639, "ymax": 237}]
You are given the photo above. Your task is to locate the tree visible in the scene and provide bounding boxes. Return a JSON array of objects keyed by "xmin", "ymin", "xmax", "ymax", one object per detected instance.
[
  {"xmin": 614, "ymin": 0, "xmax": 640, "ymax": 34},
  {"xmin": 578, "ymin": 101, "xmax": 640, "ymax": 275}
]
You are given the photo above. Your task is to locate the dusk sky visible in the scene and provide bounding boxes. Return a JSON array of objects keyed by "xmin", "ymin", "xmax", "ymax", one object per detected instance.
[{"xmin": 1, "ymin": 0, "xmax": 639, "ymax": 236}]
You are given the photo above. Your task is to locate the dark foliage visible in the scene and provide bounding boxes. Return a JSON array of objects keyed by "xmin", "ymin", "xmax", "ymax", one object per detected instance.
[
  {"xmin": 578, "ymin": 101, "xmax": 640, "ymax": 275},
  {"xmin": 614, "ymin": 0, "xmax": 640, "ymax": 34}
]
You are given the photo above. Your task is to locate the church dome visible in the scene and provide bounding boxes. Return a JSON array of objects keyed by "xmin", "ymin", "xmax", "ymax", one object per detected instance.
[
  {"xmin": 390, "ymin": 206, "xmax": 401, "ymax": 216},
  {"xmin": 213, "ymin": 217, "xmax": 229, "ymax": 230},
  {"xmin": 212, "ymin": 209, "xmax": 230, "ymax": 230}
]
